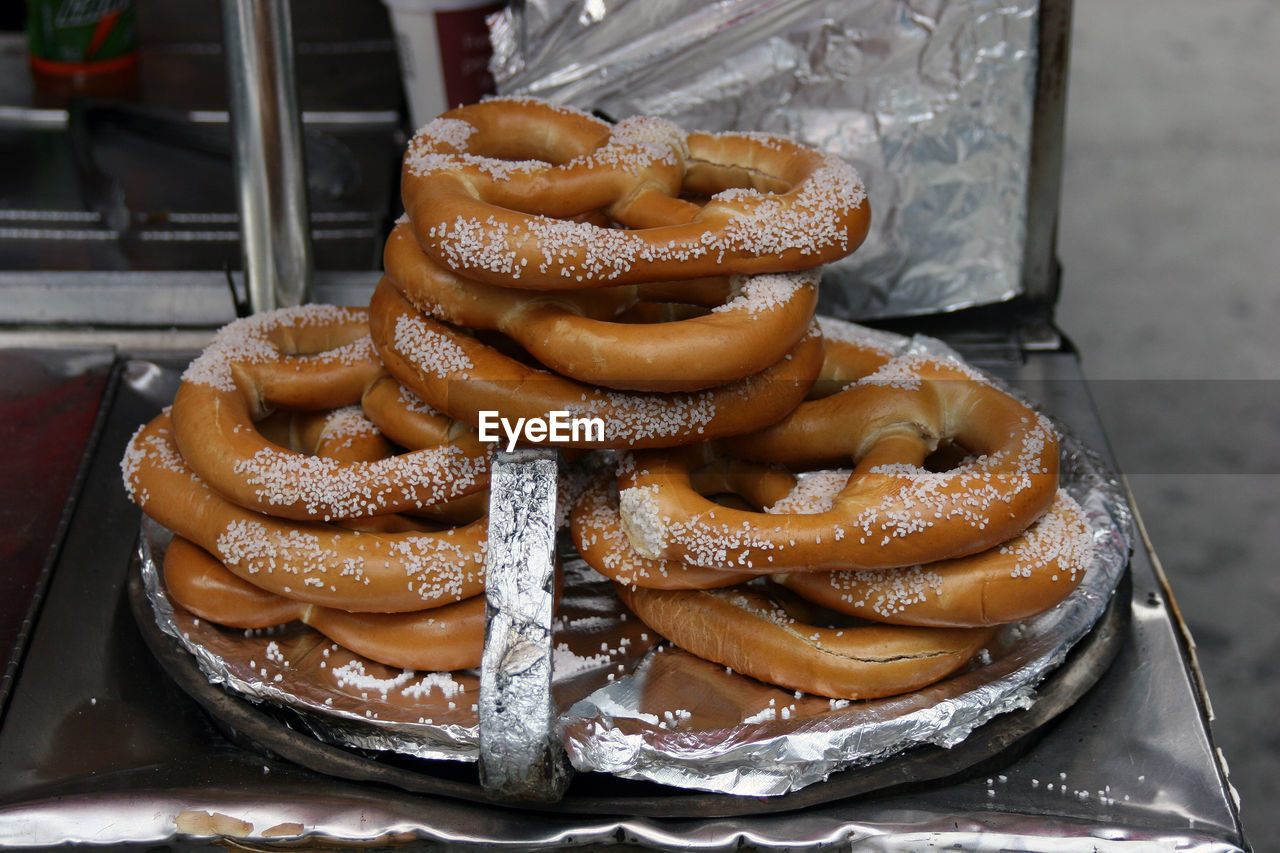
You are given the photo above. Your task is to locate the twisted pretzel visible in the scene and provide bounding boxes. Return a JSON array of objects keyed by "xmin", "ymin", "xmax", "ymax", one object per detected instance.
[
  {"xmin": 123, "ymin": 412, "xmax": 487, "ymax": 613},
  {"xmin": 384, "ymin": 220, "xmax": 819, "ymax": 392},
  {"xmin": 368, "ymin": 277, "xmax": 824, "ymax": 449},
  {"xmin": 618, "ymin": 352, "xmax": 1060, "ymax": 571},
  {"xmin": 403, "ymin": 98, "xmax": 869, "ymax": 288},
  {"xmin": 163, "ymin": 535, "xmax": 485, "ymax": 671},
  {"xmin": 578, "ymin": 468, "xmax": 1089, "ymax": 627},
  {"xmin": 169, "ymin": 305, "xmax": 489, "ymax": 521},
  {"xmin": 403, "ymin": 98, "xmax": 686, "ymax": 248}
]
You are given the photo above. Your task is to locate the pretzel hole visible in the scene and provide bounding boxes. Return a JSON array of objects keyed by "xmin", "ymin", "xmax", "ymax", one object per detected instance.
[
  {"xmin": 254, "ymin": 407, "xmax": 310, "ymax": 452},
  {"xmin": 683, "ymin": 162, "xmax": 793, "ymax": 197},
  {"xmin": 690, "ymin": 460, "xmax": 795, "ymax": 512},
  {"xmin": 466, "ymin": 136, "xmax": 564, "ymax": 166},
  {"xmin": 265, "ymin": 321, "xmax": 367, "ymax": 357},
  {"xmin": 453, "ymin": 109, "xmax": 602, "ymax": 165},
  {"xmin": 471, "ymin": 327, "xmax": 545, "ymax": 367},
  {"xmin": 633, "ymin": 275, "xmax": 734, "ymax": 307},
  {"xmin": 923, "ymin": 440, "xmax": 973, "ymax": 473},
  {"xmin": 612, "ymin": 302, "xmax": 710, "ymax": 324}
]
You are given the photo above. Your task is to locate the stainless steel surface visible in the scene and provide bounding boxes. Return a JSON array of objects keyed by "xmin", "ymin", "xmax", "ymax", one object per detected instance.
[
  {"xmin": 219, "ymin": 0, "xmax": 313, "ymax": 311},
  {"xmin": 0, "ymin": 347, "xmax": 1247, "ymax": 850},
  {"xmin": 1053, "ymin": 1, "xmax": 1276, "ymax": 843},
  {"xmin": 0, "ymin": 271, "xmax": 375, "ymax": 326},
  {"xmin": 479, "ymin": 448, "xmax": 572, "ymax": 801},
  {"xmin": 1020, "ymin": 0, "xmax": 1071, "ymax": 317},
  {"xmin": 492, "ymin": 0, "xmax": 1040, "ymax": 322}
]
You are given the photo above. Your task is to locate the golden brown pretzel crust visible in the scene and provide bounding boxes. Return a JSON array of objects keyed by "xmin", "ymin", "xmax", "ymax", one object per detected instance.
[
  {"xmin": 615, "ymin": 583, "xmax": 994, "ymax": 700},
  {"xmin": 401, "ymin": 99, "xmax": 686, "ymax": 245},
  {"xmin": 383, "ymin": 220, "xmax": 820, "ymax": 392},
  {"xmin": 776, "ymin": 490, "xmax": 1092, "ymax": 627},
  {"xmin": 402, "ymin": 99, "xmax": 869, "ymax": 289},
  {"xmin": 368, "ymin": 277, "xmax": 825, "ymax": 449},
  {"xmin": 123, "ymin": 412, "xmax": 487, "ymax": 613},
  {"xmin": 618, "ymin": 355, "xmax": 1060, "ymax": 571},
  {"xmin": 163, "ymin": 535, "xmax": 484, "ymax": 670},
  {"xmin": 169, "ymin": 305, "xmax": 489, "ymax": 521}
]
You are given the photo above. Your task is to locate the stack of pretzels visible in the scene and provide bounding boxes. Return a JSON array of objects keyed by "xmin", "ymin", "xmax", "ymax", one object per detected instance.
[
  {"xmin": 571, "ymin": 318, "xmax": 1093, "ymax": 699},
  {"xmin": 121, "ymin": 305, "xmax": 493, "ymax": 671},
  {"xmin": 371, "ymin": 98, "xmax": 868, "ymax": 446},
  {"xmin": 124, "ymin": 96, "xmax": 1093, "ymax": 704}
]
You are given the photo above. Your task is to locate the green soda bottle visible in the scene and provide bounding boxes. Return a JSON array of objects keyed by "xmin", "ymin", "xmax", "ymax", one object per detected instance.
[{"xmin": 26, "ymin": 0, "xmax": 139, "ymax": 96}]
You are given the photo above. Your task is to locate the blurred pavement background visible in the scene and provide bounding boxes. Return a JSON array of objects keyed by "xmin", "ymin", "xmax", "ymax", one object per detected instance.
[{"xmin": 1056, "ymin": 0, "xmax": 1280, "ymax": 844}]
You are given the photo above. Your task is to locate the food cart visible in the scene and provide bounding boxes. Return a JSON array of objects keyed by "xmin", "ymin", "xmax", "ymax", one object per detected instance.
[{"xmin": 0, "ymin": 0, "xmax": 1250, "ymax": 848}]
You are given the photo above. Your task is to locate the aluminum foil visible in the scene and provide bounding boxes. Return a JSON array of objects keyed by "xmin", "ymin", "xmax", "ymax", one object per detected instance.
[
  {"xmin": 488, "ymin": 0, "xmax": 1037, "ymax": 320},
  {"xmin": 138, "ymin": 323, "xmax": 1132, "ymax": 799}
]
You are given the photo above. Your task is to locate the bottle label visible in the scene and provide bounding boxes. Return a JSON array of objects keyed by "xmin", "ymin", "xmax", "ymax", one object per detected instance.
[{"xmin": 27, "ymin": 0, "xmax": 137, "ymax": 68}]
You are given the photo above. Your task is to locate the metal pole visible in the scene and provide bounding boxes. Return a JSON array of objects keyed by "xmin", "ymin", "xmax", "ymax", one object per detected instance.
[
  {"xmin": 219, "ymin": 0, "xmax": 313, "ymax": 312},
  {"xmin": 1019, "ymin": 0, "xmax": 1073, "ymax": 349}
]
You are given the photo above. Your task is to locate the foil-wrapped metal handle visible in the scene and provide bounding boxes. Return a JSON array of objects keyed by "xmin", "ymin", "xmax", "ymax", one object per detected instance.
[{"xmin": 478, "ymin": 448, "xmax": 571, "ymax": 801}]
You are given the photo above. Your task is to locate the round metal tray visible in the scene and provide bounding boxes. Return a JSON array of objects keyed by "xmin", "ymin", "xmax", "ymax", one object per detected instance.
[{"xmin": 128, "ymin": 560, "xmax": 1130, "ymax": 818}]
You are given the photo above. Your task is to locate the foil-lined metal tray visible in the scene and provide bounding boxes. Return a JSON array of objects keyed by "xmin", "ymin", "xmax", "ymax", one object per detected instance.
[
  {"xmin": 132, "ymin": 329, "xmax": 1133, "ymax": 803},
  {"xmin": 5, "ymin": 345, "xmax": 1241, "ymax": 849}
]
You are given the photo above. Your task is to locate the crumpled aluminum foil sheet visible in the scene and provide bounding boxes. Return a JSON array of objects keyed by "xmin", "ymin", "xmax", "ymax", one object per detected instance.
[
  {"xmin": 138, "ymin": 323, "xmax": 1132, "ymax": 799},
  {"xmin": 488, "ymin": 0, "xmax": 1037, "ymax": 320}
]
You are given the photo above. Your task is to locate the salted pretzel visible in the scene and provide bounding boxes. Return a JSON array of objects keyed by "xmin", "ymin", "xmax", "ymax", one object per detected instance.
[
  {"xmin": 402, "ymin": 98, "xmax": 686, "ymax": 258},
  {"xmin": 163, "ymin": 535, "xmax": 484, "ymax": 671},
  {"xmin": 776, "ymin": 490, "xmax": 1092, "ymax": 628},
  {"xmin": 383, "ymin": 220, "xmax": 819, "ymax": 391},
  {"xmin": 617, "ymin": 348, "xmax": 1060, "ymax": 571},
  {"xmin": 251, "ymin": 403, "xmax": 492, "ymax": 526},
  {"xmin": 403, "ymin": 98, "xmax": 869, "ymax": 289},
  {"xmin": 368, "ymin": 277, "xmax": 824, "ymax": 449},
  {"xmin": 615, "ymin": 582, "xmax": 994, "ymax": 700},
  {"xmin": 123, "ymin": 412, "xmax": 487, "ymax": 613},
  {"xmin": 169, "ymin": 304, "xmax": 490, "ymax": 521},
  {"xmin": 579, "ymin": 464, "xmax": 1089, "ymax": 626}
]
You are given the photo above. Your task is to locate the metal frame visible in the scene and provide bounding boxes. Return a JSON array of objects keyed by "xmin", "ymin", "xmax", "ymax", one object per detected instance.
[
  {"xmin": 219, "ymin": 0, "xmax": 314, "ymax": 312},
  {"xmin": 1020, "ymin": 0, "xmax": 1074, "ymax": 347}
]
